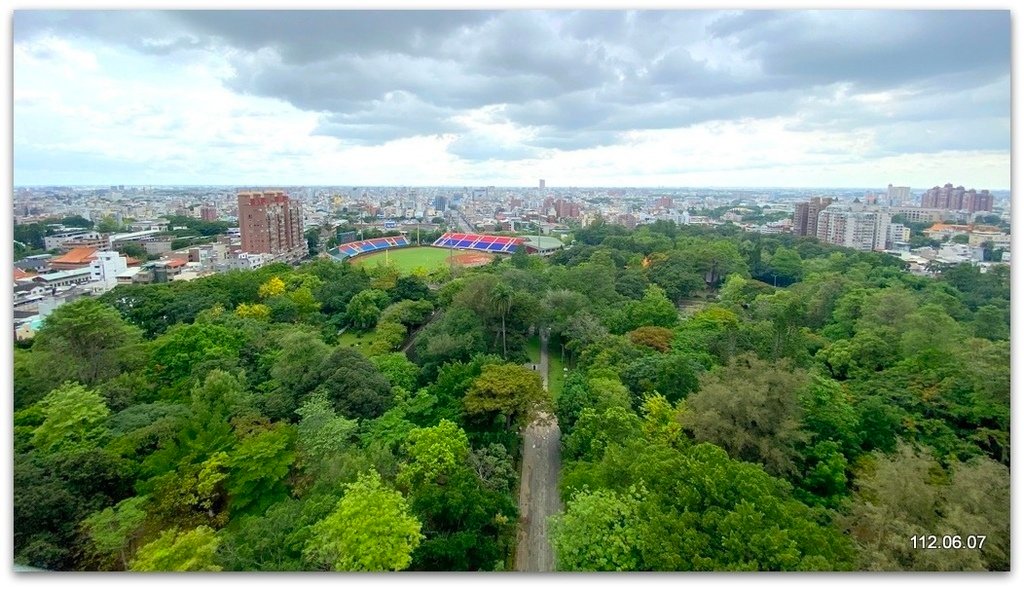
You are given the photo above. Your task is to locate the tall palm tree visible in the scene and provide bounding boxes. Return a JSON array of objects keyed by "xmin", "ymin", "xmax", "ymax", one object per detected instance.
[{"xmin": 491, "ymin": 283, "xmax": 515, "ymax": 358}]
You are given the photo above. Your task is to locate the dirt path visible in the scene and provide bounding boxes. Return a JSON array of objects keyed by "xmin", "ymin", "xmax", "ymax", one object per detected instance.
[{"xmin": 515, "ymin": 331, "xmax": 561, "ymax": 572}]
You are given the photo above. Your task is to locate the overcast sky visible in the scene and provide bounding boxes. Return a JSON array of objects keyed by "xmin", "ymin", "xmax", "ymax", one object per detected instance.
[{"xmin": 12, "ymin": 9, "xmax": 1011, "ymax": 188}]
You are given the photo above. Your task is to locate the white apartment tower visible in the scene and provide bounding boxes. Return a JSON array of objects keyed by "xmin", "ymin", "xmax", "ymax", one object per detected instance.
[
  {"xmin": 89, "ymin": 250, "xmax": 129, "ymax": 291},
  {"xmin": 816, "ymin": 203, "xmax": 890, "ymax": 251}
]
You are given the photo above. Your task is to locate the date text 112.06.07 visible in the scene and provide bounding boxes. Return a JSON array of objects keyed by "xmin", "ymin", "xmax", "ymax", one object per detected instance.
[{"xmin": 910, "ymin": 535, "xmax": 987, "ymax": 550}]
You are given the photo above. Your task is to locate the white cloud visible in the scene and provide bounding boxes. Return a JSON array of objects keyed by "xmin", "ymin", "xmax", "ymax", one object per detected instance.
[{"xmin": 12, "ymin": 10, "xmax": 1011, "ymax": 189}]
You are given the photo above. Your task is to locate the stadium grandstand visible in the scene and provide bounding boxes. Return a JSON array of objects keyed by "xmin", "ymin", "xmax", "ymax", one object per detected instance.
[
  {"xmin": 432, "ymin": 232, "xmax": 524, "ymax": 253},
  {"xmin": 327, "ymin": 236, "xmax": 410, "ymax": 260},
  {"xmin": 523, "ymin": 235, "xmax": 565, "ymax": 255}
]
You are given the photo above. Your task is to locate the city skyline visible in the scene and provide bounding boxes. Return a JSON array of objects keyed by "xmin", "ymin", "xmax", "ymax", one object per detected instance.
[{"xmin": 13, "ymin": 9, "xmax": 1012, "ymax": 189}]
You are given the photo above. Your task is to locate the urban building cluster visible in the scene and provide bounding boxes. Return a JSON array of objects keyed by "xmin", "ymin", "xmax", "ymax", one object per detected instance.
[
  {"xmin": 13, "ymin": 180, "xmax": 1010, "ymax": 339},
  {"xmin": 13, "ymin": 188, "xmax": 309, "ymax": 339},
  {"xmin": 790, "ymin": 181, "xmax": 1009, "ymax": 275},
  {"xmin": 920, "ymin": 183, "xmax": 994, "ymax": 213}
]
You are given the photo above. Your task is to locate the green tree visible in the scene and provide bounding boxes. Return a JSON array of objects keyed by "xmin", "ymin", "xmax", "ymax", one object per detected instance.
[
  {"xmin": 681, "ymin": 354, "xmax": 809, "ymax": 477},
  {"xmin": 556, "ymin": 373, "xmax": 631, "ymax": 435},
  {"xmin": 610, "ymin": 285, "xmax": 679, "ymax": 333},
  {"xmin": 345, "ymin": 289, "xmax": 390, "ymax": 330},
  {"xmin": 368, "ymin": 321, "xmax": 407, "ymax": 355},
  {"xmin": 390, "ymin": 275, "xmax": 432, "ymax": 302},
  {"xmin": 81, "ymin": 496, "xmax": 149, "ymax": 570},
  {"xmin": 971, "ymin": 305, "xmax": 1009, "ymax": 341},
  {"xmin": 620, "ymin": 352, "xmax": 702, "ymax": 406},
  {"xmin": 227, "ymin": 423, "xmax": 295, "ymax": 516},
  {"xmin": 14, "ymin": 221, "xmax": 49, "ymax": 249},
  {"xmin": 550, "ymin": 485, "xmax": 646, "ymax": 571},
  {"xmin": 315, "ymin": 347, "xmax": 395, "ymax": 420},
  {"xmin": 150, "ymin": 322, "xmax": 246, "ymax": 391},
  {"xmin": 464, "ymin": 363, "xmax": 546, "ymax": 429},
  {"xmin": 32, "ymin": 298, "xmax": 141, "ymax": 386},
  {"xmin": 380, "ymin": 299, "xmax": 434, "ymax": 327},
  {"xmin": 95, "ymin": 215, "xmax": 124, "ymax": 234},
  {"xmin": 266, "ymin": 329, "xmax": 331, "ymax": 417},
  {"xmin": 130, "ymin": 526, "xmax": 222, "ymax": 571},
  {"xmin": 841, "ymin": 443, "xmax": 1009, "ymax": 571},
  {"xmin": 371, "ymin": 352, "xmax": 420, "ymax": 392},
  {"xmin": 645, "ymin": 250, "xmax": 704, "ymax": 303},
  {"xmin": 304, "ymin": 471, "xmax": 422, "ymax": 571},
  {"xmin": 764, "ymin": 246, "xmax": 804, "ymax": 285},
  {"xmin": 305, "ymin": 227, "xmax": 321, "ymax": 255},
  {"xmin": 397, "ymin": 419, "xmax": 470, "ymax": 490},
  {"xmin": 540, "ymin": 289, "xmax": 590, "ymax": 340},
  {"xmin": 491, "ymin": 282, "xmax": 515, "ymax": 358},
  {"xmin": 558, "ymin": 440, "xmax": 854, "ymax": 571},
  {"xmin": 32, "ymin": 383, "xmax": 111, "ymax": 455},
  {"xmin": 216, "ymin": 494, "xmax": 341, "ymax": 571},
  {"xmin": 295, "ymin": 392, "xmax": 358, "ymax": 466},
  {"xmin": 564, "ymin": 406, "xmax": 643, "ymax": 462},
  {"xmin": 116, "ymin": 242, "xmax": 153, "ymax": 261}
]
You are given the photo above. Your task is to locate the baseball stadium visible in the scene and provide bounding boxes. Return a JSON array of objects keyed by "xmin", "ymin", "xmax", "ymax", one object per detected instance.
[{"xmin": 325, "ymin": 232, "xmax": 562, "ymax": 274}]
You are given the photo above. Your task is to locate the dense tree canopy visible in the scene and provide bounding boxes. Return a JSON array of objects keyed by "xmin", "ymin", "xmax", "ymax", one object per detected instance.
[{"xmin": 14, "ymin": 218, "xmax": 1008, "ymax": 572}]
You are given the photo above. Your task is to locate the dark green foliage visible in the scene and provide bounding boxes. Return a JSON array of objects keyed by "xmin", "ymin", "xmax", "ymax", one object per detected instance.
[
  {"xmin": 315, "ymin": 348, "xmax": 395, "ymax": 420},
  {"xmin": 620, "ymin": 352, "xmax": 702, "ymax": 406}
]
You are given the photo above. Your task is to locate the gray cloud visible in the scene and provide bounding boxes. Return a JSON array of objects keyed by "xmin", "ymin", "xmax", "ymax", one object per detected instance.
[
  {"xmin": 168, "ymin": 10, "xmax": 493, "ymax": 63},
  {"xmin": 13, "ymin": 9, "xmax": 1011, "ymax": 160},
  {"xmin": 446, "ymin": 133, "xmax": 545, "ymax": 161},
  {"xmin": 867, "ymin": 117, "xmax": 1010, "ymax": 157},
  {"xmin": 708, "ymin": 10, "xmax": 1010, "ymax": 92},
  {"xmin": 312, "ymin": 91, "xmax": 465, "ymax": 144}
]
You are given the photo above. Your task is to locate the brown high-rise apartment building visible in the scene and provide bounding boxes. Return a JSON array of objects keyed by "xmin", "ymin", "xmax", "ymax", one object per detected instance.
[
  {"xmin": 237, "ymin": 190, "xmax": 307, "ymax": 263},
  {"xmin": 792, "ymin": 197, "xmax": 834, "ymax": 237},
  {"xmin": 921, "ymin": 183, "xmax": 993, "ymax": 213},
  {"xmin": 200, "ymin": 204, "xmax": 218, "ymax": 222},
  {"xmin": 965, "ymin": 189, "xmax": 994, "ymax": 214},
  {"xmin": 554, "ymin": 198, "xmax": 581, "ymax": 219}
]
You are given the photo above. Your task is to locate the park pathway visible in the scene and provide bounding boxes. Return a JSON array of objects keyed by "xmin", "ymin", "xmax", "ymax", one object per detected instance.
[{"xmin": 514, "ymin": 331, "xmax": 562, "ymax": 572}]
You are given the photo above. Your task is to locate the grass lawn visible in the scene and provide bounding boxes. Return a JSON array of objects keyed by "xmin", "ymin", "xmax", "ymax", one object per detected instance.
[
  {"xmin": 337, "ymin": 329, "xmax": 375, "ymax": 353},
  {"xmin": 351, "ymin": 246, "xmax": 460, "ymax": 275}
]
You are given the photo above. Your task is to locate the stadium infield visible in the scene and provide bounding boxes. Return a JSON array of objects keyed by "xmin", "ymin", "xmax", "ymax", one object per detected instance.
[{"xmin": 349, "ymin": 246, "xmax": 494, "ymax": 274}]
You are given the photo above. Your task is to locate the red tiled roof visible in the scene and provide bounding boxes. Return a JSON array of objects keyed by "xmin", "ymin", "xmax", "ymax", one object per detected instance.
[
  {"xmin": 13, "ymin": 268, "xmax": 32, "ymax": 280},
  {"xmin": 52, "ymin": 247, "xmax": 98, "ymax": 265}
]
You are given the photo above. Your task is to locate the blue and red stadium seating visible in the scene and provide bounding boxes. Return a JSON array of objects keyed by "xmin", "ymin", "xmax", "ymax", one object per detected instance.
[
  {"xmin": 431, "ymin": 232, "xmax": 524, "ymax": 253},
  {"xmin": 328, "ymin": 236, "xmax": 410, "ymax": 260}
]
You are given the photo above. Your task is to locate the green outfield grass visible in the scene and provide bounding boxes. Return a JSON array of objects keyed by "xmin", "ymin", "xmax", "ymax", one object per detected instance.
[{"xmin": 350, "ymin": 246, "xmax": 460, "ymax": 275}]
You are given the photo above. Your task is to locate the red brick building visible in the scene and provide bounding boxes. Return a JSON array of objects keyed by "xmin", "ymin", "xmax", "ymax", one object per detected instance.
[{"xmin": 237, "ymin": 190, "xmax": 307, "ymax": 263}]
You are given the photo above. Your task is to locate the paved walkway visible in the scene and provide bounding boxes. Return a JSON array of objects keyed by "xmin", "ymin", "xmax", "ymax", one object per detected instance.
[{"xmin": 515, "ymin": 329, "xmax": 561, "ymax": 572}]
